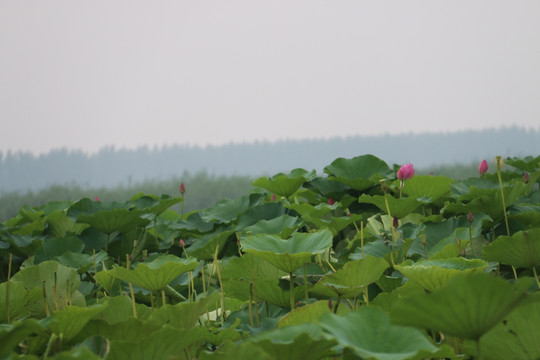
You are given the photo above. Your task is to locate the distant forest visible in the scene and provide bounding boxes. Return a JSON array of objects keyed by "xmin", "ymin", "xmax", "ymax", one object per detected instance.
[{"xmin": 1, "ymin": 126, "xmax": 539, "ymax": 193}]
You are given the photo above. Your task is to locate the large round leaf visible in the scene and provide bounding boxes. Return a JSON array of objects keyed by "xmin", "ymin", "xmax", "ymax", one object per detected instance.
[
  {"xmin": 324, "ymin": 155, "xmax": 391, "ymax": 191},
  {"xmin": 311, "ymin": 255, "xmax": 389, "ymax": 298},
  {"xmin": 109, "ymin": 255, "xmax": 199, "ymax": 292},
  {"xmin": 253, "ymin": 168, "xmax": 316, "ymax": 197},
  {"xmin": 358, "ymin": 194, "xmax": 426, "ymax": 219},
  {"xmin": 402, "ymin": 175, "xmax": 453, "ymax": 202},
  {"xmin": 395, "ymin": 258, "xmax": 488, "ymax": 292},
  {"xmin": 391, "ymin": 273, "xmax": 531, "ymax": 340},
  {"xmin": 240, "ymin": 229, "xmax": 333, "ymax": 273},
  {"xmin": 320, "ymin": 307, "xmax": 443, "ymax": 360},
  {"xmin": 76, "ymin": 208, "xmax": 150, "ymax": 235},
  {"xmin": 483, "ymin": 228, "xmax": 540, "ymax": 269}
]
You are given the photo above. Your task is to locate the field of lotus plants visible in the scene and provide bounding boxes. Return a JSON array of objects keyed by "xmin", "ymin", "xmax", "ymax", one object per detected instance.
[{"xmin": 1, "ymin": 154, "xmax": 539, "ymax": 360}]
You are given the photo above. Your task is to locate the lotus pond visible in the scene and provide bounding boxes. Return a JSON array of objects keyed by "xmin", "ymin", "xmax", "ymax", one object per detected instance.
[{"xmin": 1, "ymin": 154, "xmax": 540, "ymax": 360}]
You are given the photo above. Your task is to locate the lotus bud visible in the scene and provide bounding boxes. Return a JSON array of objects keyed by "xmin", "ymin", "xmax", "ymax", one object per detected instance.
[
  {"xmin": 478, "ymin": 160, "xmax": 488, "ymax": 175},
  {"xmin": 397, "ymin": 163, "xmax": 415, "ymax": 180},
  {"xmin": 179, "ymin": 182, "xmax": 186, "ymax": 195},
  {"xmin": 94, "ymin": 196, "xmax": 100, "ymax": 201},
  {"xmin": 328, "ymin": 299, "xmax": 333, "ymax": 310},
  {"xmin": 393, "ymin": 217, "xmax": 399, "ymax": 228},
  {"xmin": 495, "ymin": 156, "xmax": 504, "ymax": 170},
  {"xmin": 328, "ymin": 198, "xmax": 335, "ymax": 205},
  {"xmin": 271, "ymin": 193, "xmax": 276, "ymax": 201},
  {"xmin": 179, "ymin": 239, "xmax": 185, "ymax": 247},
  {"xmin": 467, "ymin": 211, "xmax": 474, "ymax": 223},
  {"xmin": 524, "ymin": 172, "xmax": 530, "ymax": 183}
]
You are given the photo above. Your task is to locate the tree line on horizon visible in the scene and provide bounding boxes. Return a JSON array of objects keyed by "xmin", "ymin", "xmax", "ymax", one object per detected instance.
[{"xmin": 1, "ymin": 126, "xmax": 538, "ymax": 194}]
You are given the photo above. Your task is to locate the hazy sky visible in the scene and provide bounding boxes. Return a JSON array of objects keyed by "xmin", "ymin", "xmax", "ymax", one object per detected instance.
[{"xmin": 1, "ymin": 1, "xmax": 539, "ymax": 155}]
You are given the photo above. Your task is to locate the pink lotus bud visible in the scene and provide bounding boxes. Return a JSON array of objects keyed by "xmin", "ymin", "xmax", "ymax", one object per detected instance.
[
  {"xmin": 524, "ymin": 172, "xmax": 530, "ymax": 183},
  {"xmin": 179, "ymin": 182, "xmax": 186, "ymax": 195},
  {"xmin": 179, "ymin": 239, "xmax": 185, "ymax": 247},
  {"xmin": 271, "ymin": 194, "xmax": 276, "ymax": 201},
  {"xmin": 467, "ymin": 211, "xmax": 474, "ymax": 223},
  {"xmin": 393, "ymin": 217, "xmax": 399, "ymax": 228},
  {"xmin": 94, "ymin": 196, "xmax": 100, "ymax": 201},
  {"xmin": 328, "ymin": 198, "xmax": 335, "ymax": 205},
  {"xmin": 397, "ymin": 163, "xmax": 415, "ymax": 180},
  {"xmin": 328, "ymin": 299, "xmax": 333, "ymax": 310},
  {"xmin": 478, "ymin": 160, "xmax": 488, "ymax": 175}
]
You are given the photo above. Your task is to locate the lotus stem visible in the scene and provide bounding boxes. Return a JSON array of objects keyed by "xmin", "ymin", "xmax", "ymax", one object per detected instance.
[
  {"xmin": 126, "ymin": 255, "xmax": 137, "ymax": 318},
  {"xmin": 213, "ymin": 245, "xmax": 226, "ymax": 322},
  {"xmin": 6, "ymin": 253, "xmax": 12, "ymax": 322},
  {"xmin": 42, "ymin": 280, "xmax": 50, "ymax": 316},
  {"xmin": 162, "ymin": 290, "xmax": 166, "ymax": 306},
  {"xmin": 533, "ymin": 267, "xmax": 540, "ymax": 290},
  {"xmin": 333, "ymin": 296, "xmax": 341, "ymax": 314},
  {"xmin": 304, "ymin": 263, "xmax": 309, "ymax": 305},
  {"xmin": 53, "ymin": 272, "xmax": 59, "ymax": 311},
  {"xmin": 289, "ymin": 272, "xmax": 295, "ymax": 310},
  {"xmin": 476, "ymin": 339, "xmax": 483, "ymax": 360},
  {"xmin": 495, "ymin": 157, "xmax": 510, "ymax": 237}
]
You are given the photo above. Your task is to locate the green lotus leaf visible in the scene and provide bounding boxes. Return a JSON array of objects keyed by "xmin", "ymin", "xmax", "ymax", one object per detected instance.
[
  {"xmin": 483, "ymin": 228, "xmax": 540, "ymax": 268},
  {"xmin": 186, "ymin": 230, "xmax": 235, "ymax": 261},
  {"xmin": 130, "ymin": 193, "xmax": 184, "ymax": 216},
  {"xmin": 48, "ymin": 304, "xmax": 104, "ymax": 342},
  {"xmin": 395, "ymin": 258, "xmax": 489, "ymax": 292},
  {"xmin": 505, "ymin": 155, "xmax": 540, "ymax": 172},
  {"xmin": 36, "ymin": 236, "xmax": 84, "ymax": 262},
  {"xmin": 0, "ymin": 319, "xmax": 45, "ymax": 358},
  {"xmin": 324, "ymin": 155, "xmax": 391, "ymax": 191},
  {"xmin": 95, "ymin": 295, "xmax": 152, "ymax": 324},
  {"xmin": 147, "ymin": 292, "xmax": 221, "ymax": 329},
  {"xmin": 48, "ymin": 347, "xmax": 103, "ymax": 360},
  {"xmin": 201, "ymin": 195, "xmax": 251, "ymax": 223},
  {"xmin": 109, "ymin": 255, "xmax": 199, "ymax": 292},
  {"xmin": 81, "ymin": 317, "xmax": 160, "ymax": 343},
  {"xmin": 225, "ymin": 279, "xmax": 306, "ymax": 308},
  {"xmin": 12, "ymin": 260, "xmax": 84, "ymax": 317},
  {"xmin": 249, "ymin": 323, "xmax": 337, "ymax": 360},
  {"xmin": 107, "ymin": 325, "xmax": 205, "ymax": 360},
  {"xmin": 277, "ymin": 300, "xmax": 349, "ymax": 328},
  {"xmin": 240, "ymin": 229, "xmax": 333, "ymax": 273},
  {"xmin": 320, "ymin": 307, "xmax": 442, "ymax": 360},
  {"xmin": 0, "ymin": 281, "xmax": 29, "ymax": 322},
  {"xmin": 391, "ymin": 273, "xmax": 531, "ymax": 340},
  {"xmin": 311, "ymin": 256, "xmax": 389, "ymax": 298},
  {"xmin": 76, "ymin": 208, "xmax": 150, "ymax": 235},
  {"xmin": 467, "ymin": 295, "xmax": 540, "ymax": 360},
  {"xmin": 241, "ymin": 214, "xmax": 302, "ymax": 238},
  {"xmin": 222, "ymin": 253, "xmax": 286, "ymax": 281},
  {"xmin": 45, "ymin": 210, "xmax": 82, "ymax": 237},
  {"xmin": 237, "ymin": 202, "xmax": 285, "ymax": 228},
  {"xmin": 358, "ymin": 194, "xmax": 425, "ymax": 219},
  {"xmin": 199, "ymin": 340, "xmax": 274, "ymax": 360},
  {"xmin": 402, "ymin": 175, "xmax": 453, "ymax": 202},
  {"xmin": 54, "ymin": 250, "xmax": 109, "ymax": 274},
  {"xmin": 253, "ymin": 168, "xmax": 316, "ymax": 197}
]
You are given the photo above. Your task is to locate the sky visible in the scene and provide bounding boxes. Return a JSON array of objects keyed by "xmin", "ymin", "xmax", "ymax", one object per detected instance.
[{"xmin": 1, "ymin": 1, "xmax": 539, "ymax": 156}]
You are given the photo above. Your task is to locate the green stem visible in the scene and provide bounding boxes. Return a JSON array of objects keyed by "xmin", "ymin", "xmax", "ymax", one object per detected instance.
[
  {"xmin": 304, "ymin": 263, "xmax": 309, "ymax": 305},
  {"xmin": 6, "ymin": 253, "xmax": 12, "ymax": 323},
  {"xmin": 476, "ymin": 339, "xmax": 483, "ymax": 360},
  {"xmin": 496, "ymin": 166, "xmax": 510, "ymax": 237},
  {"xmin": 289, "ymin": 272, "xmax": 295, "ymax": 310},
  {"xmin": 533, "ymin": 267, "xmax": 540, "ymax": 290}
]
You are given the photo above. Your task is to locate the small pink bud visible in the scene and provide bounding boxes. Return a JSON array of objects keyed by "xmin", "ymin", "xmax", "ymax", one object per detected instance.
[
  {"xmin": 179, "ymin": 182, "xmax": 186, "ymax": 195},
  {"xmin": 328, "ymin": 299, "xmax": 333, "ymax": 310},
  {"xmin": 179, "ymin": 239, "xmax": 185, "ymax": 247},
  {"xmin": 94, "ymin": 196, "xmax": 100, "ymax": 201},
  {"xmin": 478, "ymin": 160, "xmax": 488, "ymax": 175},
  {"xmin": 524, "ymin": 172, "xmax": 530, "ymax": 183},
  {"xmin": 271, "ymin": 193, "xmax": 276, "ymax": 201},
  {"xmin": 467, "ymin": 211, "xmax": 474, "ymax": 223},
  {"xmin": 393, "ymin": 217, "xmax": 399, "ymax": 228},
  {"xmin": 397, "ymin": 163, "xmax": 415, "ymax": 180},
  {"xmin": 328, "ymin": 198, "xmax": 335, "ymax": 205}
]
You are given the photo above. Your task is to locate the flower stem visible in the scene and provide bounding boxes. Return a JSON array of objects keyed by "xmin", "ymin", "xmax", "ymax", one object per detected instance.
[{"xmin": 289, "ymin": 272, "xmax": 295, "ymax": 309}]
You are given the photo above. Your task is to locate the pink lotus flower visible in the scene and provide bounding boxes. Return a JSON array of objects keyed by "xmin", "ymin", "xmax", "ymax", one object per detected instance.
[
  {"xmin": 478, "ymin": 160, "xmax": 488, "ymax": 175},
  {"xmin": 397, "ymin": 163, "xmax": 415, "ymax": 180},
  {"xmin": 179, "ymin": 182, "xmax": 186, "ymax": 195},
  {"xmin": 94, "ymin": 196, "xmax": 100, "ymax": 201}
]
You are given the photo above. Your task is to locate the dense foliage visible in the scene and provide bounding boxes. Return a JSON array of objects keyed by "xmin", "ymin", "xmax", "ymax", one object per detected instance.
[{"xmin": 1, "ymin": 154, "xmax": 539, "ymax": 360}]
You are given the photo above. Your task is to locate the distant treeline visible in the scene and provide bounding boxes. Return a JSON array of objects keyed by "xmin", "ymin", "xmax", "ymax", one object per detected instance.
[
  {"xmin": 1, "ymin": 126, "xmax": 538, "ymax": 193},
  {"xmin": 0, "ymin": 162, "xmax": 491, "ymax": 221}
]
